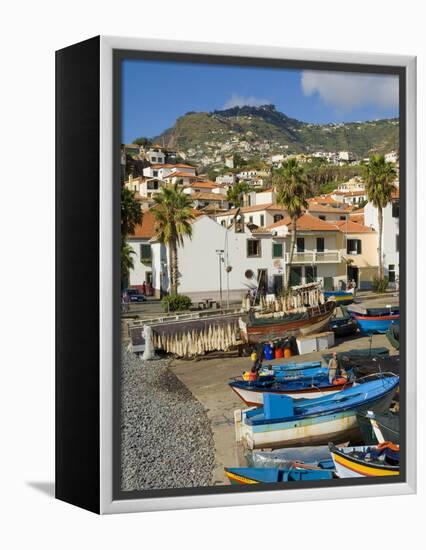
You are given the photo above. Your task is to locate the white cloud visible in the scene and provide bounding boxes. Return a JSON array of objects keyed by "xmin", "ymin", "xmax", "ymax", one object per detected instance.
[
  {"xmin": 222, "ymin": 94, "xmax": 272, "ymax": 109},
  {"xmin": 301, "ymin": 71, "xmax": 398, "ymax": 112}
]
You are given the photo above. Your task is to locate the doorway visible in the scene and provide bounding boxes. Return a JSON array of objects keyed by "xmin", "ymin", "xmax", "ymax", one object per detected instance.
[
  {"xmin": 273, "ymin": 274, "xmax": 283, "ymax": 296},
  {"xmin": 289, "ymin": 266, "xmax": 302, "ymax": 286},
  {"xmin": 257, "ymin": 269, "xmax": 268, "ymax": 295},
  {"xmin": 347, "ymin": 265, "xmax": 359, "ymax": 287}
]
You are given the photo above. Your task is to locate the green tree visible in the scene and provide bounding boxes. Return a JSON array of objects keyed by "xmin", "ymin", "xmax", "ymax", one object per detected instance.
[
  {"xmin": 132, "ymin": 136, "xmax": 152, "ymax": 147},
  {"xmin": 121, "ymin": 187, "xmax": 142, "ymax": 286},
  {"xmin": 153, "ymin": 184, "xmax": 195, "ymax": 294},
  {"xmin": 361, "ymin": 154, "xmax": 397, "ymax": 279},
  {"xmin": 273, "ymin": 158, "xmax": 312, "ymax": 290},
  {"xmin": 226, "ymin": 181, "xmax": 250, "ymax": 207},
  {"xmin": 121, "ymin": 243, "xmax": 136, "ymax": 285}
]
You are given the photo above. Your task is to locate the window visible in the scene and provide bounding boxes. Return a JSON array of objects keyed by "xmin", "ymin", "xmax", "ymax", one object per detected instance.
[
  {"xmin": 296, "ymin": 237, "xmax": 305, "ymax": 252},
  {"xmin": 140, "ymin": 244, "xmax": 152, "ymax": 263},
  {"xmin": 388, "ymin": 264, "xmax": 396, "ymax": 283},
  {"xmin": 316, "ymin": 237, "xmax": 325, "ymax": 253},
  {"xmin": 347, "ymin": 238, "xmax": 362, "ymax": 255},
  {"xmin": 273, "ymin": 214, "xmax": 284, "ymax": 223},
  {"xmin": 247, "ymin": 239, "xmax": 261, "ymax": 257},
  {"xmin": 319, "ymin": 215, "xmax": 326, "ymax": 221},
  {"xmin": 152, "ymin": 156, "xmax": 157, "ymax": 162},
  {"xmin": 248, "ymin": 216, "xmax": 253, "ymax": 224},
  {"xmin": 392, "ymin": 201, "xmax": 399, "ymax": 218},
  {"xmin": 340, "ymin": 216, "xmax": 346, "ymax": 220},
  {"xmin": 272, "ymin": 242, "xmax": 283, "ymax": 258},
  {"xmin": 305, "ymin": 266, "xmax": 317, "ymax": 283},
  {"xmin": 260, "ymin": 214, "xmax": 265, "ymax": 226},
  {"xmin": 153, "ymin": 170, "xmax": 158, "ymax": 177},
  {"xmin": 221, "ymin": 220, "xmax": 226, "ymax": 227},
  {"xmin": 396, "ymin": 234, "xmax": 399, "ymax": 252}
]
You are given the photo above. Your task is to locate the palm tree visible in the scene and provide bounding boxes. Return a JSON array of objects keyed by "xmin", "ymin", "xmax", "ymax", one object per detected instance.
[
  {"xmin": 362, "ymin": 155, "xmax": 397, "ymax": 280},
  {"xmin": 153, "ymin": 183, "xmax": 195, "ymax": 294},
  {"xmin": 226, "ymin": 181, "xmax": 250, "ymax": 208},
  {"xmin": 121, "ymin": 187, "xmax": 142, "ymax": 287},
  {"xmin": 273, "ymin": 158, "xmax": 311, "ymax": 291},
  {"xmin": 121, "ymin": 242, "xmax": 136, "ymax": 285}
]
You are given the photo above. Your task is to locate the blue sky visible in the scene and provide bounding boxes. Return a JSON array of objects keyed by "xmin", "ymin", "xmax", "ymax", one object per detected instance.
[{"xmin": 122, "ymin": 59, "xmax": 399, "ymax": 144}]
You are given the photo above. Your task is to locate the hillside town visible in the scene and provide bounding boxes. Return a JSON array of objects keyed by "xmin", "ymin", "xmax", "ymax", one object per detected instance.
[{"xmin": 122, "ymin": 142, "xmax": 400, "ymax": 302}]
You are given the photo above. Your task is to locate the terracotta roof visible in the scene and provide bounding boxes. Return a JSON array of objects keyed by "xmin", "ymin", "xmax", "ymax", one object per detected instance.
[
  {"xmin": 307, "ymin": 203, "xmax": 352, "ymax": 214},
  {"xmin": 128, "ymin": 209, "xmax": 157, "ymax": 239},
  {"xmin": 267, "ymin": 213, "xmax": 339, "ymax": 232},
  {"xmin": 350, "ymin": 207, "xmax": 365, "ymax": 214},
  {"xmin": 165, "ymin": 171, "xmax": 198, "ymax": 179},
  {"xmin": 349, "ymin": 215, "xmax": 364, "ymax": 224},
  {"xmin": 192, "ymin": 192, "xmax": 226, "ymax": 201},
  {"xmin": 224, "ymin": 203, "xmax": 285, "ymax": 216},
  {"xmin": 189, "ymin": 181, "xmax": 223, "ymax": 189},
  {"xmin": 308, "ymin": 195, "xmax": 337, "ymax": 204},
  {"xmin": 333, "ymin": 220, "xmax": 375, "ymax": 233}
]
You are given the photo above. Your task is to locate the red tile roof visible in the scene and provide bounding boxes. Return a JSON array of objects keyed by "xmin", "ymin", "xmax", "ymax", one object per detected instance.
[
  {"xmin": 224, "ymin": 203, "xmax": 286, "ymax": 215},
  {"xmin": 333, "ymin": 220, "xmax": 375, "ymax": 233},
  {"xmin": 165, "ymin": 171, "xmax": 198, "ymax": 179},
  {"xmin": 128, "ymin": 209, "xmax": 157, "ymax": 239},
  {"xmin": 267, "ymin": 213, "xmax": 339, "ymax": 232}
]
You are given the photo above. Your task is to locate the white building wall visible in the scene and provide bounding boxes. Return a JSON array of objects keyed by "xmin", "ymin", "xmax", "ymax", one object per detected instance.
[{"xmin": 364, "ymin": 201, "xmax": 399, "ymax": 284}]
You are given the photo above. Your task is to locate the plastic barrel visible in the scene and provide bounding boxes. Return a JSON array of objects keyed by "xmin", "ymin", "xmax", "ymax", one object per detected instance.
[
  {"xmin": 275, "ymin": 347, "xmax": 284, "ymax": 359},
  {"xmin": 284, "ymin": 347, "xmax": 293, "ymax": 358},
  {"xmin": 263, "ymin": 344, "xmax": 273, "ymax": 360}
]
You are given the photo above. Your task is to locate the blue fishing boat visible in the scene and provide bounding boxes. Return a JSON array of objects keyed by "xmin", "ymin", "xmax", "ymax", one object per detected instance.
[
  {"xmin": 259, "ymin": 361, "xmax": 325, "ymax": 380},
  {"xmin": 224, "ymin": 466, "xmax": 333, "ymax": 485},
  {"xmin": 347, "ymin": 305, "xmax": 400, "ymax": 335},
  {"xmin": 235, "ymin": 376, "xmax": 399, "ymax": 450},
  {"xmin": 324, "ymin": 288, "xmax": 355, "ymax": 305},
  {"xmin": 230, "ymin": 376, "xmax": 352, "ymax": 406}
]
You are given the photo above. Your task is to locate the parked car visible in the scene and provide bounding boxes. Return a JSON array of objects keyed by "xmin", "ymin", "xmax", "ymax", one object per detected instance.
[{"xmin": 125, "ymin": 288, "xmax": 146, "ymax": 303}]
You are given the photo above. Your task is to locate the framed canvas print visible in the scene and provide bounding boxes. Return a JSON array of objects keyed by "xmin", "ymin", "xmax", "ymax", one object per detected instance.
[{"xmin": 55, "ymin": 36, "xmax": 417, "ymax": 514}]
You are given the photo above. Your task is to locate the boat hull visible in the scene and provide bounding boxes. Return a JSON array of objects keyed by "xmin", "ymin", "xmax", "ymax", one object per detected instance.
[
  {"xmin": 330, "ymin": 445, "xmax": 399, "ymax": 478},
  {"xmin": 230, "ymin": 382, "xmax": 349, "ymax": 406},
  {"xmin": 243, "ymin": 302, "xmax": 336, "ymax": 344},
  {"xmin": 236, "ymin": 409, "xmax": 362, "ymax": 450},
  {"xmin": 224, "ymin": 467, "xmax": 333, "ymax": 485},
  {"xmin": 324, "ymin": 290, "xmax": 354, "ymax": 306},
  {"xmin": 235, "ymin": 380, "xmax": 398, "ymax": 450},
  {"xmin": 354, "ymin": 316, "xmax": 400, "ymax": 335}
]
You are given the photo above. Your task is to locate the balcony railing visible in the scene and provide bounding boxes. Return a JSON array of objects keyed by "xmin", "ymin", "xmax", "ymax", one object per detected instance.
[{"xmin": 285, "ymin": 251, "xmax": 341, "ymax": 263}]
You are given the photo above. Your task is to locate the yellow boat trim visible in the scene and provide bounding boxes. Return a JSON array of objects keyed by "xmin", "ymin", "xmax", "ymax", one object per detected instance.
[
  {"xmin": 225, "ymin": 471, "xmax": 259, "ymax": 484},
  {"xmin": 333, "ymin": 452, "xmax": 399, "ymax": 477}
]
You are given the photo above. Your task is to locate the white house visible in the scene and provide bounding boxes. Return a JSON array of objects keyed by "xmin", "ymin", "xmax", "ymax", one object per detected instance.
[
  {"xmin": 385, "ymin": 151, "xmax": 398, "ymax": 163},
  {"xmin": 149, "ymin": 216, "xmax": 289, "ymax": 300},
  {"xmin": 215, "ymin": 204, "xmax": 286, "ymax": 229},
  {"xmin": 216, "ymin": 173, "xmax": 236, "ymax": 185},
  {"xmin": 364, "ymin": 191, "xmax": 399, "ymax": 286},
  {"xmin": 145, "ymin": 146, "xmax": 166, "ymax": 164}
]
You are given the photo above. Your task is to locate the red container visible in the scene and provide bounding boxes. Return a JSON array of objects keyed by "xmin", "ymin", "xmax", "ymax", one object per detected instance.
[{"xmin": 274, "ymin": 347, "xmax": 284, "ymax": 359}]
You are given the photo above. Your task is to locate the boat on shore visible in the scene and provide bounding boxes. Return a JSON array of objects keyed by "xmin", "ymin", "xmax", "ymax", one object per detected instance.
[
  {"xmin": 240, "ymin": 301, "xmax": 336, "ymax": 344},
  {"xmin": 225, "ymin": 466, "xmax": 333, "ymax": 485},
  {"xmin": 329, "ymin": 442, "xmax": 399, "ymax": 478},
  {"xmin": 356, "ymin": 411, "xmax": 400, "ymax": 445},
  {"xmin": 324, "ymin": 288, "xmax": 355, "ymax": 305},
  {"xmin": 347, "ymin": 305, "xmax": 400, "ymax": 335},
  {"xmin": 386, "ymin": 323, "xmax": 400, "ymax": 350},
  {"xmin": 235, "ymin": 377, "xmax": 399, "ymax": 450},
  {"xmin": 229, "ymin": 376, "xmax": 352, "ymax": 406}
]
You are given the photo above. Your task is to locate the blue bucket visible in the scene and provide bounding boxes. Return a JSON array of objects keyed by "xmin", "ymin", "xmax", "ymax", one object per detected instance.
[{"xmin": 263, "ymin": 344, "xmax": 274, "ymax": 360}]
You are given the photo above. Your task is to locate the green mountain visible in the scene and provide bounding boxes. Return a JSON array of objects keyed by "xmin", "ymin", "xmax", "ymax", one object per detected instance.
[{"xmin": 154, "ymin": 104, "xmax": 398, "ymax": 159}]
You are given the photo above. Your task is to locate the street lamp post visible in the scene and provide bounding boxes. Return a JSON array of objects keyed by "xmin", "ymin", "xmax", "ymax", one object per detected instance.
[{"xmin": 215, "ymin": 249, "xmax": 224, "ymax": 308}]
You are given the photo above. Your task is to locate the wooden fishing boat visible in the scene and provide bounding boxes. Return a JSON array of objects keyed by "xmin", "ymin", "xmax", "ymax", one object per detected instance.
[
  {"xmin": 386, "ymin": 323, "xmax": 400, "ymax": 350},
  {"xmin": 329, "ymin": 442, "xmax": 399, "ymax": 478},
  {"xmin": 240, "ymin": 301, "xmax": 336, "ymax": 344},
  {"xmin": 347, "ymin": 305, "xmax": 400, "ymax": 335},
  {"xmin": 235, "ymin": 377, "xmax": 399, "ymax": 450},
  {"xmin": 224, "ymin": 466, "xmax": 333, "ymax": 485},
  {"xmin": 229, "ymin": 376, "xmax": 352, "ymax": 406},
  {"xmin": 259, "ymin": 361, "xmax": 326, "ymax": 380},
  {"xmin": 329, "ymin": 306, "xmax": 358, "ymax": 337},
  {"xmin": 324, "ymin": 288, "xmax": 355, "ymax": 305},
  {"xmin": 356, "ymin": 411, "xmax": 400, "ymax": 445}
]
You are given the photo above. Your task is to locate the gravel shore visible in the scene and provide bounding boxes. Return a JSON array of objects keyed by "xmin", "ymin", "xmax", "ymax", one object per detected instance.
[{"xmin": 121, "ymin": 349, "xmax": 215, "ymax": 491}]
